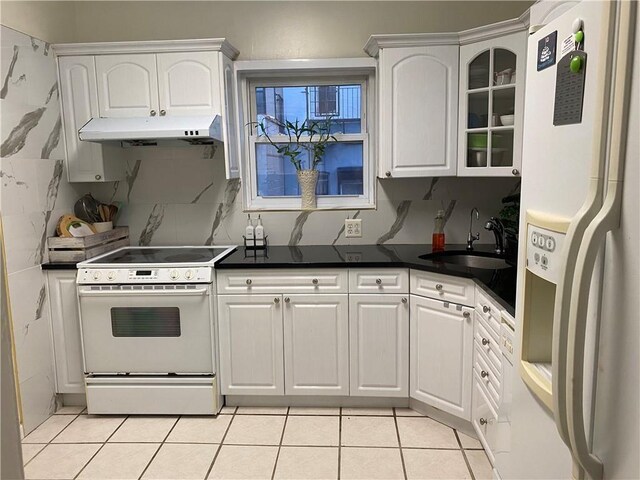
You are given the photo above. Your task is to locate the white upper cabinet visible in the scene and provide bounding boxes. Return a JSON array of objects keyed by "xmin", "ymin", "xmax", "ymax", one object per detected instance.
[
  {"xmin": 221, "ymin": 55, "xmax": 240, "ymax": 178},
  {"xmin": 375, "ymin": 42, "xmax": 459, "ymax": 178},
  {"xmin": 157, "ymin": 52, "xmax": 221, "ymax": 116},
  {"xmin": 457, "ymin": 31, "xmax": 526, "ymax": 177},
  {"xmin": 283, "ymin": 294, "xmax": 349, "ymax": 396},
  {"xmin": 96, "ymin": 54, "xmax": 159, "ymax": 118},
  {"xmin": 57, "ymin": 56, "xmax": 124, "ymax": 182}
]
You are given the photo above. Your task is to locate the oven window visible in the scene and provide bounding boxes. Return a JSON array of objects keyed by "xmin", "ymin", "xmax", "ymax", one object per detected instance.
[{"xmin": 110, "ymin": 307, "xmax": 181, "ymax": 337}]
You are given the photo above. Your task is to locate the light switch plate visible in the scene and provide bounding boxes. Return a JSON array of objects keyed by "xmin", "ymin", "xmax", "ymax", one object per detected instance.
[{"xmin": 345, "ymin": 219, "xmax": 362, "ymax": 238}]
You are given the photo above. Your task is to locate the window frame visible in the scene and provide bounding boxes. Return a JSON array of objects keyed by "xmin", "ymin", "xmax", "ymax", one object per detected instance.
[{"xmin": 238, "ymin": 64, "xmax": 376, "ymax": 211}]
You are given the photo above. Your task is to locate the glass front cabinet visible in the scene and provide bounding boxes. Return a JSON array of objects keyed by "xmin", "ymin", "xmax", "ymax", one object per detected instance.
[{"xmin": 458, "ymin": 31, "xmax": 526, "ymax": 177}]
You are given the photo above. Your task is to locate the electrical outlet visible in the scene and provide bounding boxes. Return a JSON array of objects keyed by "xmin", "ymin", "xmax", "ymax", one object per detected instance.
[{"xmin": 345, "ymin": 219, "xmax": 362, "ymax": 238}]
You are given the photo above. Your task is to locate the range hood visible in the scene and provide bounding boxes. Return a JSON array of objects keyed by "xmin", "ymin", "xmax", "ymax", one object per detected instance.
[{"xmin": 78, "ymin": 115, "xmax": 223, "ymax": 147}]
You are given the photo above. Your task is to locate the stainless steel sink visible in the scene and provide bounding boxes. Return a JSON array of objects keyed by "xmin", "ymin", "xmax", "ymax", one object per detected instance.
[{"xmin": 420, "ymin": 251, "xmax": 511, "ymax": 270}]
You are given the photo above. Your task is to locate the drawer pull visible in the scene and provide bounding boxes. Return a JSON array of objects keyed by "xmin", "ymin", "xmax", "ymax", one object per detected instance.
[
  {"xmin": 435, "ymin": 283, "xmax": 443, "ymax": 291},
  {"xmin": 479, "ymin": 418, "xmax": 488, "ymax": 426},
  {"xmin": 312, "ymin": 278, "xmax": 319, "ymax": 285},
  {"xmin": 482, "ymin": 305, "xmax": 491, "ymax": 313},
  {"xmin": 481, "ymin": 370, "xmax": 489, "ymax": 378},
  {"xmin": 376, "ymin": 278, "xmax": 382, "ymax": 285},
  {"xmin": 284, "ymin": 297, "xmax": 290, "ymax": 303},
  {"xmin": 401, "ymin": 297, "xmax": 408, "ymax": 304},
  {"xmin": 246, "ymin": 279, "xmax": 252, "ymax": 285},
  {"xmin": 482, "ymin": 338, "xmax": 490, "ymax": 346},
  {"xmin": 273, "ymin": 297, "xmax": 280, "ymax": 304}
]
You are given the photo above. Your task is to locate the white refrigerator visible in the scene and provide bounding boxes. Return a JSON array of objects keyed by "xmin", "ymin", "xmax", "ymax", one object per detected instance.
[{"xmin": 496, "ymin": 1, "xmax": 639, "ymax": 479}]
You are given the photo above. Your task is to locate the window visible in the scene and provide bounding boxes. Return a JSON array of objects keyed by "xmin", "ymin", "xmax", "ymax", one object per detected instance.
[{"xmin": 240, "ymin": 68, "xmax": 374, "ymax": 211}]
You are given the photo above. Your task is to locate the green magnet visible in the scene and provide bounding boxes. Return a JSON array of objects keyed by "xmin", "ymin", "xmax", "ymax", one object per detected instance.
[
  {"xmin": 570, "ymin": 55, "xmax": 583, "ymax": 73},
  {"xmin": 574, "ymin": 30, "xmax": 584, "ymax": 44}
]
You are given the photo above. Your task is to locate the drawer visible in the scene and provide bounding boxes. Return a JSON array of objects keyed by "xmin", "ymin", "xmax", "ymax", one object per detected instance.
[
  {"xmin": 474, "ymin": 318, "xmax": 502, "ymax": 372},
  {"xmin": 349, "ymin": 268, "xmax": 409, "ymax": 294},
  {"xmin": 410, "ymin": 270, "xmax": 475, "ymax": 306},
  {"xmin": 472, "ymin": 374, "xmax": 497, "ymax": 465},
  {"xmin": 474, "ymin": 352, "xmax": 500, "ymax": 409},
  {"xmin": 475, "ymin": 289, "xmax": 502, "ymax": 336},
  {"xmin": 216, "ymin": 269, "xmax": 348, "ymax": 294}
]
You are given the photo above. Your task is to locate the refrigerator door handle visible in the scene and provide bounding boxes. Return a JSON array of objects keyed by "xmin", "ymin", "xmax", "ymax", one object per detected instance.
[{"xmin": 565, "ymin": 2, "xmax": 635, "ymax": 478}]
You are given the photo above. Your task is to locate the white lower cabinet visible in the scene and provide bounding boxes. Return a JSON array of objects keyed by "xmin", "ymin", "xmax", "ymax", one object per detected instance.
[
  {"xmin": 217, "ymin": 295, "xmax": 285, "ymax": 395},
  {"xmin": 349, "ymin": 294, "xmax": 409, "ymax": 397},
  {"xmin": 410, "ymin": 294, "xmax": 473, "ymax": 420},
  {"xmin": 283, "ymin": 295, "xmax": 349, "ymax": 395},
  {"xmin": 47, "ymin": 270, "xmax": 85, "ymax": 394}
]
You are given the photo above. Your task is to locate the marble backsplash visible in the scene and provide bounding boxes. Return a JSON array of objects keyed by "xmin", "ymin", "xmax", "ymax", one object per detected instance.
[
  {"xmin": 0, "ymin": 25, "xmax": 82, "ymax": 434},
  {"xmin": 88, "ymin": 145, "xmax": 520, "ymax": 248}
]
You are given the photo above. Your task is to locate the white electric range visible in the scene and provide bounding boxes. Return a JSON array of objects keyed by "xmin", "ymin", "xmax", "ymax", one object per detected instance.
[{"xmin": 76, "ymin": 246, "xmax": 236, "ymax": 415}]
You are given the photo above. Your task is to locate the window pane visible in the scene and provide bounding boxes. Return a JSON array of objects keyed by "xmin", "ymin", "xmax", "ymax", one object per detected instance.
[
  {"xmin": 111, "ymin": 307, "xmax": 181, "ymax": 337},
  {"xmin": 256, "ymin": 142, "xmax": 363, "ymax": 197},
  {"xmin": 254, "ymin": 85, "xmax": 361, "ymax": 134}
]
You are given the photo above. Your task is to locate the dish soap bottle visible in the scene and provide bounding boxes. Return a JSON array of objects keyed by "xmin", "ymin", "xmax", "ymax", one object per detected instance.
[
  {"xmin": 432, "ymin": 209, "xmax": 446, "ymax": 252},
  {"xmin": 245, "ymin": 214, "xmax": 255, "ymax": 245},
  {"xmin": 254, "ymin": 215, "xmax": 265, "ymax": 247}
]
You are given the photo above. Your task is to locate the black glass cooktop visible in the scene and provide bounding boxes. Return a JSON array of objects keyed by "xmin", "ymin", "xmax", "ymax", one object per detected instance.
[{"xmin": 91, "ymin": 247, "xmax": 233, "ymax": 265}]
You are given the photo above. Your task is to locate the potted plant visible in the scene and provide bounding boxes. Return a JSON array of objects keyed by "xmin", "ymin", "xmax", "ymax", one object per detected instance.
[{"xmin": 250, "ymin": 116, "xmax": 336, "ymax": 210}]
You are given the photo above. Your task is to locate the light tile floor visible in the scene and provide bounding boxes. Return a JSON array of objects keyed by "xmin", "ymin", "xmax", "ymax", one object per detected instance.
[{"xmin": 22, "ymin": 406, "xmax": 492, "ymax": 480}]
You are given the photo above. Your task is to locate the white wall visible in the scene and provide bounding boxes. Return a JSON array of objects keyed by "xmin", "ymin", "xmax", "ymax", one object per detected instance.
[{"xmin": 0, "ymin": 1, "xmax": 77, "ymax": 44}]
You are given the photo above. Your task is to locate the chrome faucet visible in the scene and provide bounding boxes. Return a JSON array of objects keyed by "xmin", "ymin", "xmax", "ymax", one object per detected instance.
[
  {"xmin": 467, "ymin": 207, "xmax": 480, "ymax": 251},
  {"xmin": 485, "ymin": 217, "xmax": 506, "ymax": 255}
]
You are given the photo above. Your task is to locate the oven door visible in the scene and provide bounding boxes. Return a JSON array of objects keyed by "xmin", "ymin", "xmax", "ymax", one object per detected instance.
[{"xmin": 78, "ymin": 284, "xmax": 214, "ymax": 374}]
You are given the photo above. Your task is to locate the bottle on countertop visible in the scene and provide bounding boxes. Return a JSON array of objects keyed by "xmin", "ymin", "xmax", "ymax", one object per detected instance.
[
  {"xmin": 245, "ymin": 214, "xmax": 255, "ymax": 243},
  {"xmin": 254, "ymin": 215, "xmax": 265, "ymax": 247},
  {"xmin": 432, "ymin": 209, "xmax": 446, "ymax": 252}
]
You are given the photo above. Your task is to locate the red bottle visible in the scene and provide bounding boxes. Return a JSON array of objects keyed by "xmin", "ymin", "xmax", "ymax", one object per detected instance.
[{"xmin": 432, "ymin": 210, "xmax": 446, "ymax": 252}]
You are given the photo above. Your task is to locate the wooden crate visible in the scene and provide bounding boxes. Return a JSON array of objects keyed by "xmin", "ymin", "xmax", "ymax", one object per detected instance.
[{"xmin": 48, "ymin": 226, "xmax": 130, "ymax": 263}]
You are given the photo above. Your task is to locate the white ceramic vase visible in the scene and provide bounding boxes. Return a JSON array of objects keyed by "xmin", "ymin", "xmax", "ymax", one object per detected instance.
[{"xmin": 297, "ymin": 169, "xmax": 319, "ymax": 210}]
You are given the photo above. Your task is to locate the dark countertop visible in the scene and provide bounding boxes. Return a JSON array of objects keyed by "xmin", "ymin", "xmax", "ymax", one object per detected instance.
[
  {"xmin": 216, "ymin": 244, "xmax": 517, "ymax": 316},
  {"xmin": 41, "ymin": 262, "xmax": 78, "ymax": 270}
]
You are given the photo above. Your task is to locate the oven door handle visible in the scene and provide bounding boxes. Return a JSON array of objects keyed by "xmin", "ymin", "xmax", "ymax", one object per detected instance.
[{"xmin": 78, "ymin": 287, "xmax": 210, "ymax": 297}]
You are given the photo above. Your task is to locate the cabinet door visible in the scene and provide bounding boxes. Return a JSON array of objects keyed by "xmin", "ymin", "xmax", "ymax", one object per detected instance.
[
  {"xmin": 217, "ymin": 295, "xmax": 284, "ymax": 395},
  {"xmin": 221, "ymin": 55, "xmax": 240, "ymax": 178},
  {"xmin": 283, "ymin": 295, "xmax": 349, "ymax": 395},
  {"xmin": 157, "ymin": 52, "xmax": 222, "ymax": 117},
  {"xmin": 472, "ymin": 375, "xmax": 498, "ymax": 465},
  {"xmin": 410, "ymin": 295, "xmax": 473, "ymax": 419},
  {"xmin": 457, "ymin": 31, "xmax": 526, "ymax": 177},
  {"xmin": 47, "ymin": 271, "xmax": 84, "ymax": 394},
  {"xmin": 58, "ymin": 56, "xmax": 123, "ymax": 182},
  {"xmin": 96, "ymin": 54, "xmax": 159, "ymax": 117},
  {"xmin": 379, "ymin": 45, "xmax": 459, "ymax": 178},
  {"xmin": 349, "ymin": 295, "xmax": 409, "ymax": 397}
]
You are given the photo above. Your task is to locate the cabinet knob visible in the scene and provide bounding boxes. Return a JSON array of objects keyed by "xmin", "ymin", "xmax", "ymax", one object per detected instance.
[
  {"xmin": 385, "ymin": 171, "xmax": 391, "ymax": 177},
  {"xmin": 512, "ymin": 168, "xmax": 520, "ymax": 176},
  {"xmin": 481, "ymin": 370, "xmax": 489, "ymax": 378},
  {"xmin": 435, "ymin": 284, "xmax": 443, "ymax": 291},
  {"xmin": 463, "ymin": 311, "xmax": 470, "ymax": 318},
  {"xmin": 376, "ymin": 278, "xmax": 382, "ymax": 285},
  {"xmin": 401, "ymin": 297, "xmax": 408, "ymax": 304},
  {"xmin": 284, "ymin": 297, "xmax": 290, "ymax": 303},
  {"xmin": 274, "ymin": 297, "xmax": 280, "ymax": 304},
  {"xmin": 160, "ymin": 109, "xmax": 166, "ymax": 116},
  {"xmin": 482, "ymin": 305, "xmax": 491, "ymax": 314},
  {"xmin": 479, "ymin": 418, "xmax": 488, "ymax": 426},
  {"xmin": 482, "ymin": 338, "xmax": 490, "ymax": 346},
  {"xmin": 246, "ymin": 279, "xmax": 252, "ymax": 285},
  {"xmin": 312, "ymin": 278, "xmax": 319, "ymax": 285},
  {"xmin": 150, "ymin": 110, "xmax": 157, "ymax": 116},
  {"xmin": 94, "ymin": 174, "xmax": 102, "ymax": 180}
]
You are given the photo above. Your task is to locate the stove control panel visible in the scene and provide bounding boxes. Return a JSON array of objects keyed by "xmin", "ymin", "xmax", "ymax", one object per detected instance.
[{"xmin": 77, "ymin": 267, "xmax": 212, "ymax": 284}]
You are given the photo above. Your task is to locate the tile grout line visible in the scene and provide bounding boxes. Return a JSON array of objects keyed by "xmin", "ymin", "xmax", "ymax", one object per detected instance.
[
  {"xmin": 137, "ymin": 415, "xmax": 181, "ymax": 480},
  {"xmin": 73, "ymin": 414, "xmax": 130, "ymax": 480},
  {"xmin": 22, "ymin": 411, "xmax": 83, "ymax": 468},
  {"xmin": 270, "ymin": 406, "xmax": 290, "ymax": 480},
  {"xmin": 337, "ymin": 407, "xmax": 342, "ymax": 480},
  {"xmin": 454, "ymin": 430, "xmax": 476, "ymax": 480},
  {"xmin": 204, "ymin": 406, "xmax": 237, "ymax": 480},
  {"xmin": 393, "ymin": 407, "xmax": 409, "ymax": 480}
]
